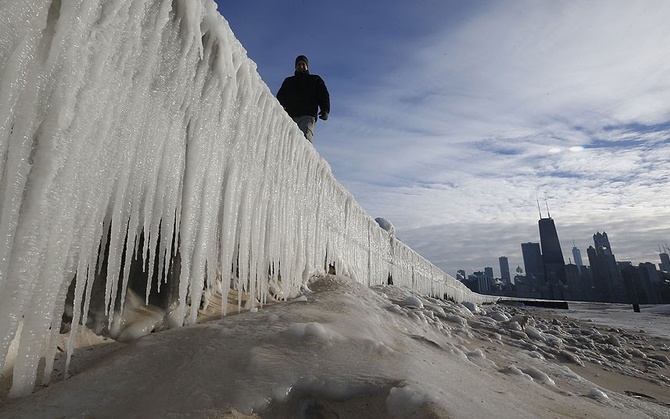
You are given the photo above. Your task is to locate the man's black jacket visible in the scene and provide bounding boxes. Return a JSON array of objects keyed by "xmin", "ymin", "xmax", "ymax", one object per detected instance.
[{"xmin": 277, "ymin": 71, "xmax": 330, "ymax": 118}]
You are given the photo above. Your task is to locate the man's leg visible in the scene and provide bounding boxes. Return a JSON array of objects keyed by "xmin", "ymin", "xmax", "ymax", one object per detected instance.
[{"xmin": 292, "ymin": 116, "xmax": 316, "ymax": 142}]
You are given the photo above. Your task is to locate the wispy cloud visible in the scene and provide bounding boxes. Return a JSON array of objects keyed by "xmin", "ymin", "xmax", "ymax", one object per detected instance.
[{"xmin": 218, "ymin": 0, "xmax": 670, "ymax": 274}]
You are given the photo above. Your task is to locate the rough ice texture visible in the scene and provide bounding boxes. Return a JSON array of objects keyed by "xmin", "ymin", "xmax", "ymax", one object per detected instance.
[
  {"xmin": 1, "ymin": 276, "xmax": 668, "ymax": 417},
  {"xmin": 0, "ymin": 0, "xmax": 492, "ymax": 397}
]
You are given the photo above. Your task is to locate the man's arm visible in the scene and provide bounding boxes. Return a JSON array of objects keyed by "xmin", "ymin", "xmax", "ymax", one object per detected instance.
[
  {"xmin": 276, "ymin": 79, "xmax": 288, "ymax": 108},
  {"xmin": 317, "ymin": 77, "xmax": 330, "ymax": 119}
]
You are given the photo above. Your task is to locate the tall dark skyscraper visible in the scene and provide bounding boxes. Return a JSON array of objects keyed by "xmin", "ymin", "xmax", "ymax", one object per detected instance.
[
  {"xmin": 659, "ymin": 249, "xmax": 670, "ymax": 273},
  {"xmin": 519, "ymin": 242, "xmax": 543, "ymax": 298},
  {"xmin": 572, "ymin": 244, "xmax": 583, "ymax": 274},
  {"xmin": 588, "ymin": 232, "xmax": 624, "ymax": 302},
  {"xmin": 593, "ymin": 232, "xmax": 613, "ymax": 256},
  {"xmin": 521, "ymin": 242, "xmax": 543, "ymax": 278},
  {"xmin": 538, "ymin": 216, "xmax": 566, "ymax": 299},
  {"xmin": 499, "ymin": 256, "xmax": 511, "ymax": 284}
]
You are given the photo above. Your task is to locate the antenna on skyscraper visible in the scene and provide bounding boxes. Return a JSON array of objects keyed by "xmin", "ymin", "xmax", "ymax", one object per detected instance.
[
  {"xmin": 536, "ymin": 197, "xmax": 542, "ymax": 219},
  {"xmin": 544, "ymin": 194, "xmax": 551, "ymax": 218}
]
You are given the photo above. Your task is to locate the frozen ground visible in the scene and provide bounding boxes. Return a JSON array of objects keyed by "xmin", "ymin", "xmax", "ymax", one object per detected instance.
[
  {"xmin": 1, "ymin": 275, "xmax": 669, "ymax": 418},
  {"xmin": 546, "ymin": 301, "xmax": 670, "ymax": 338}
]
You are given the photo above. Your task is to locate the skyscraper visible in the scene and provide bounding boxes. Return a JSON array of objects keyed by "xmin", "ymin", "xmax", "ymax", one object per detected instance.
[
  {"xmin": 538, "ymin": 216, "xmax": 566, "ymax": 299},
  {"xmin": 659, "ymin": 249, "xmax": 670, "ymax": 273},
  {"xmin": 521, "ymin": 242, "xmax": 543, "ymax": 279},
  {"xmin": 572, "ymin": 243, "xmax": 583, "ymax": 274},
  {"xmin": 499, "ymin": 256, "xmax": 511, "ymax": 284},
  {"xmin": 472, "ymin": 271, "xmax": 490, "ymax": 293},
  {"xmin": 521, "ymin": 242, "xmax": 543, "ymax": 296},
  {"xmin": 593, "ymin": 232, "xmax": 613, "ymax": 256},
  {"xmin": 456, "ymin": 270, "xmax": 466, "ymax": 281},
  {"xmin": 588, "ymin": 232, "xmax": 624, "ymax": 302},
  {"xmin": 484, "ymin": 267, "xmax": 494, "ymax": 281}
]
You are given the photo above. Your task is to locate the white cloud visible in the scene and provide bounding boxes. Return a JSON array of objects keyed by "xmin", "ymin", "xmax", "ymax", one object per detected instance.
[{"xmin": 220, "ymin": 0, "xmax": 670, "ymax": 275}]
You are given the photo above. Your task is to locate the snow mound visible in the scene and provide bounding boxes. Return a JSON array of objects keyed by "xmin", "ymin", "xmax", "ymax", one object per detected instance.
[{"xmin": 2, "ymin": 275, "xmax": 669, "ymax": 418}]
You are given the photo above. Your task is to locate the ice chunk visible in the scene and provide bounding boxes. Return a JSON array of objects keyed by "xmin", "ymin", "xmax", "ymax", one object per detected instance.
[
  {"xmin": 502, "ymin": 365, "xmax": 534, "ymax": 381},
  {"xmin": 462, "ymin": 302, "xmax": 481, "ymax": 314},
  {"xmin": 588, "ymin": 388, "xmax": 610, "ymax": 402},
  {"xmin": 520, "ymin": 366, "xmax": 556, "ymax": 386},
  {"xmin": 386, "ymin": 385, "xmax": 433, "ymax": 416},
  {"xmin": 386, "ymin": 304, "xmax": 406, "ymax": 316},
  {"xmin": 486, "ymin": 310, "xmax": 510, "ymax": 322},
  {"xmin": 524, "ymin": 325, "xmax": 546, "ymax": 342},
  {"xmin": 403, "ymin": 296, "xmax": 424, "ymax": 309},
  {"xmin": 649, "ymin": 354, "xmax": 670, "ymax": 365},
  {"xmin": 284, "ymin": 322, "xmax": 343, "ymax": 342}
]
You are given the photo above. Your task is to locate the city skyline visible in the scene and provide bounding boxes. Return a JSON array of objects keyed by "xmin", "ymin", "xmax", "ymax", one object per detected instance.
[
  {"xmin": 456, "ymin": 216, "xmax": 670, "ymax": 280},
  {"xmin": 458, "ymin": 215, "xmax": 669, "ymax": 304}
]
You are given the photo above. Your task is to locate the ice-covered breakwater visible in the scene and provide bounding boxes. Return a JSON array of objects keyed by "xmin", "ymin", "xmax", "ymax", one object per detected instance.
[{"xmin": 0, "ymin": 0, "xmax": 491, "ymax": 397}]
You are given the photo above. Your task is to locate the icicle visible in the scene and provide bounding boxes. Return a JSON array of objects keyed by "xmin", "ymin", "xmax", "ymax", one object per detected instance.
[{"xmin": 0, "ymin": 0, "xmax": 490, "ymax": 399}]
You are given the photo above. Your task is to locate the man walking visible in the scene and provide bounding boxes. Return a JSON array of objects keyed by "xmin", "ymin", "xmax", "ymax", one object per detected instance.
[{"xmin": 277, "ymin": 55, "xmax": 330, "ymax": 142}]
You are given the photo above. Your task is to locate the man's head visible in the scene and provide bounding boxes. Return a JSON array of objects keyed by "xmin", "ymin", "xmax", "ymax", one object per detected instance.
[{"xmin": 295, "ymin": 55, "xmax": 308, "ymax": 73}]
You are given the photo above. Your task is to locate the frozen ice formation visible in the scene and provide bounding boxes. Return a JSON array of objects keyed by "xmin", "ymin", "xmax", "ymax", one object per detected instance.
[
  {"xmin": 0, "ymin": 0, "xmax": 494, "ymax": 397},
  {"xmin": 374, "ymin": 217, "xmax": 395, "ymax": 236}
]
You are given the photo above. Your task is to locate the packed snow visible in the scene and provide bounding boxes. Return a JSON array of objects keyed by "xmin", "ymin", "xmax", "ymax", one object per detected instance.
[{"xmin": 1, "ymin": 275, "xmax": 669, "ymax": 418}]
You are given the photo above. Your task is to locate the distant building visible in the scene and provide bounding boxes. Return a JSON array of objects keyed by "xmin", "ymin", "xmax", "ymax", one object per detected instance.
[
  {"xmin": 499, "ymin": 256, "xmax": 511, "ymax": 284},
  {"xmin": 593, "ymin": 232, "xmax": 614, "ymax": 256},
  {"xmin": 620, "ymin": 265, "xmax": 643, "ymax": 304},
  {"xmin": 579, "ymin": 265, "xmax": 594, "ymax": 299},
  {"xmin": 521, "ymin": 242, "xmax": 543, "ymax": 282},
  {"xmin": 572, "ymin": 244, "xmax": 583, "ymax": 274},
  {"xmin": 456, "ymin": 270, "xmax": 466, "ymax": 281},
  {"xmin": 467, "ymin": 271, "xmax": 490, "ymax": 294},
  {"xmin": 639, "ymin": 262, "xmax": 661, "ymax": 302},
  {"xmin": 484, "ymin": 267, "xmax": 494, "ymax": 281},
  {"xmin": 620, "ymin": 263, "xmax": 660, "ymax": 304},
  {"xmin": 514, "ymin": 274, "xmax": 540, "ymax": 299},
  {"xmin": 659, "ymin": 251, "xmax": 670, "ymax": 273},
  {"xmin": 538, "ymin": 217, "xmax": 566, "ymax": 299},
  {"xmin": 587, "ymin": 245, "xmax": 610, "ymax": 301},
  {"xmin": 564, "ymin": 263, "xmax": 583, "ymax": 300},
  {"xmin": 587, "ymin": 232, "xmax": 625, "ymax": 302}
]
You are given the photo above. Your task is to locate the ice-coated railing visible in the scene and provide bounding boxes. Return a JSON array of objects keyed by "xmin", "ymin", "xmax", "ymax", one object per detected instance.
[{"xmin": 0, "ymin": 0, "xmax": 494, "ymax": 397}]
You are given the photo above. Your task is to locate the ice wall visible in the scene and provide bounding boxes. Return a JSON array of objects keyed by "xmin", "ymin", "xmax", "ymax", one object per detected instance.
[{"xmin": 0, "ymin": 0, "xmax": 492, "ymax": 397}]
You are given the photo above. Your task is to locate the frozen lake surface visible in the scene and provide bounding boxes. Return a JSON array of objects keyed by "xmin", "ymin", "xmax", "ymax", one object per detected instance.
[{"xmin": 546, "ymin": 302, "xmax": 670, "ymax": 338}]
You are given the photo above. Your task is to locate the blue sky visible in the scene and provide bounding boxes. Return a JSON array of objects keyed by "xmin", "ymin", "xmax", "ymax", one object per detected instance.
[{"xmin": 215, "ymin": 0, "xmax": 670, "ymax": 276}]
